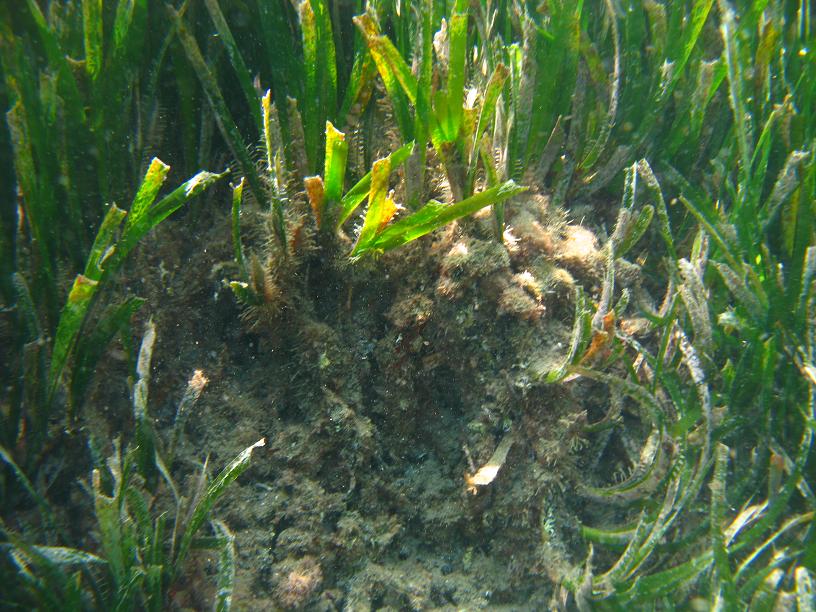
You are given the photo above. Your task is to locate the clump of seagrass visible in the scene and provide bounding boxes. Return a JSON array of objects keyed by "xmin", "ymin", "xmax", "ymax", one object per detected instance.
[
  {"xmin": 227, "ymin": 80, "xmax": 525, "ymax": 336},
  {"xmin": 1, "ymin": 322, "xmax": 264, "ymax": 609}
]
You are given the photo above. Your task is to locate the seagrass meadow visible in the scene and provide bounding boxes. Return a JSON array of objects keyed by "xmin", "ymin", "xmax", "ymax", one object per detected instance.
[{"xmin": 1, "ymin": 0, "xmax": 815, "ymax": 609}]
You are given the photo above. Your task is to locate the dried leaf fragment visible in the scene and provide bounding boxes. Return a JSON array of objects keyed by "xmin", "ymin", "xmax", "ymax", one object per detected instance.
[{"xmin": 465, "ymin": 433, "xmax": 514, "ymax": 495}]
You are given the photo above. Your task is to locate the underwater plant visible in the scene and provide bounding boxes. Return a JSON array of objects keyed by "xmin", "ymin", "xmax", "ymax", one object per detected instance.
[
  {"xmin": 541, "ymin": 1, "xmax": 816, "ymax": 603},
  {"xmin": 1, "ymin": 0, "xmax": 815, "ymax": 609},
  {"xmin": 2, "ymin": 157, "xmax": 225, "ymax": 484},
  {"xmin": 0, "ymin": 0, "xmax": 228, "ymax": 476},
  {"xmin": 2, "ymin": 323, "xmax": 264, "ymax": 611},
  {"xmin": 1, "ymin": 3, "xmax": 237, "ymax": 608}
]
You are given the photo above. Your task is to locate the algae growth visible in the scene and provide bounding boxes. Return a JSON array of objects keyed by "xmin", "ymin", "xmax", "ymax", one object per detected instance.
[{"xmin": 137, "ymin": 189, "xmax": 616, "ymax": 608}]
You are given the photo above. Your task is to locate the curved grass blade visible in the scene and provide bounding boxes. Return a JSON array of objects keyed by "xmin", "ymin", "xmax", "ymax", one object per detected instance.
[
  {"xmin": 169, "ymin": 5, "xmax": 262, "ymax": 206},
  {"xmin": 69, "ymin": 297, "xmax": 145, "ymax": 418},
  {"xmin": 352, "ymin": 157, "xmax": 393, "ymax": 256},
  {"xmin": 262, "ymin": 92, "xmax": 287, "ymax": 248},
  {"xmin": 112, "ymin": 166, "xmax": 228, "ymax": 273},
  {"xmin": 338, "ymin": 53, "xmax": 377, "ymax": 124},
  {"xmin": 46, "ymin": 200, "xmax": 126, "ymax": 404},
  {"xmin": 621, "ymin": 552, "xmax": 712, "ymax": 603},
  {"xmin": 671, "ymin": 0, "xmax": 715, "ymax": 88},
  {"xmin": 256, "ymin": 0, "xmax": 297, "ymax": 138},
  {"xmin": 204, "ymin": 0, "xmax": 262, "ymax": 132},
  {"xmin": 437, "ymin": 0, "xmax": 468, "ymax": 143},
  {"xmin": 466, "ymin": 63, "xmax": 510, "ymax": 194},
  {"xmin": 710, "ymin": 442, "xmax": 738, "ymax": 607},
  {"xmin": 337, "ymin": 141, "xmax": 414, "ymax": 229},
  {"xmin": 353, "ymin": 12, "xmax": 416, "ymax": 138},
  {"xmin": 0, "ymin": 446, "xmax": 58, "ymax": 538},
  {"xmin": 174, "ymin": 438, "xmax": 265, "ymax": 575},
  {"xmin": 1, "ymin": 531, "xmax": 86, "ymax": 609},
  {"xmin": 579, "ymin": 0, "xmax": 620, "ymax": 171},
  {"xmin": 568, "ymin": 366, "xmax": 666, "ymax": 428},
  {"xmin": 300, "ymin": 0, "xmax": 320, "ymax": 171},
  {"xmin": 82, "ymin": 0, "xmax": 103, "ymax": 80},
  {"xmin": 231, "ymin": 178, "xmax": 247, "ymax": 279},
  {"xmin": 4, "ymin": 98, "xmax": 57, "ymax": 318},
  {"xmin": 313, "ymin": 0, "xmax": 337, "ymax": 126},
  {"xmin": 734, "ymin": 511, "xmax": 815, "ymax": 586},
  {"xmin": 637, "ymin": 159, "xmax": 676, "ymax": 260},
  {"xmin": 359, "ymin": 180, "xmax": 527, "ymax": 256},
  {"xmin": 213, "ymin": 520, "xmax": 236, "ymax": 612},
  {"xmin": 579, "ymin": 427, "xmax": 667, "ymax": 503},
  {"xmin": 615, "ymin": 205, "xmax": 654, "ymax": 259},
  {"xmin": 580, "ymin": 523, "xmax": 637, "ymax": 549},
  {"xmin": 47, "ymin": 275, "xmax": 98, "ymax": 407},
  {"xmin": 323, "ymin": 121, "xmax": 349, "ymax": 205},
  {"xmin": 720, "ymin": 3, "xmax": 752, "ymax": 184},
  {"xmin": 541, "ymin": 287, "xmax": 592, "ymax": 383},
  {"xmin": 352, "ymin": 13, "xmax": 417, "ymax": 105},
  {"xmin": 5, "ymin": 543, "xmax": 105, "ymax": 567},
  {"xmin": 124, "ymin": 158, "xmax": 169, "ymax": 240}
]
